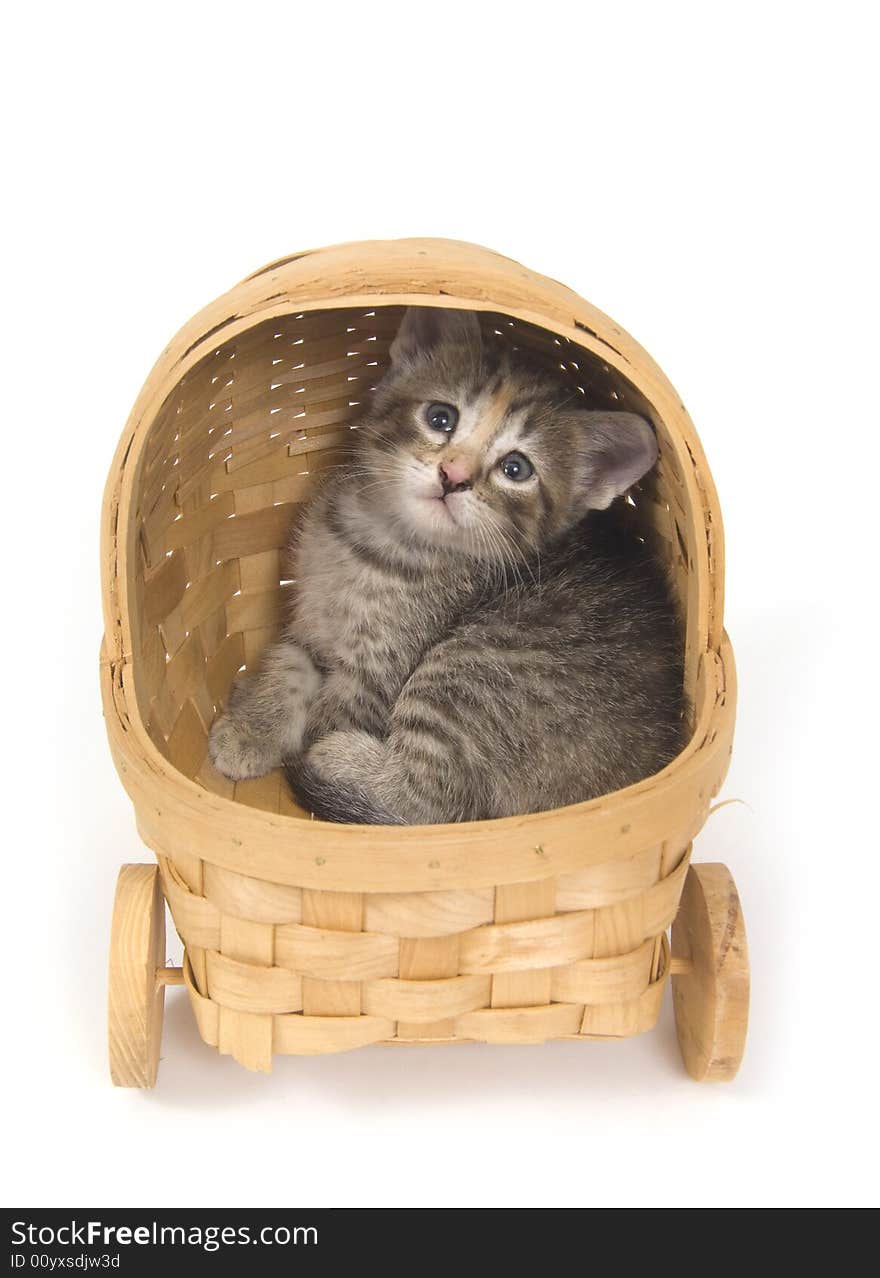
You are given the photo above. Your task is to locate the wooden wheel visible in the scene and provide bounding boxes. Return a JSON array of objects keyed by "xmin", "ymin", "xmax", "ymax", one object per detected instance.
[
  {"xmin": 671, "ymin": 862, "xmax": 749, "ymax": 1081},
  {"xmin": 108, "ymin": 864, "xmax": 167, "ymax": 1087}
]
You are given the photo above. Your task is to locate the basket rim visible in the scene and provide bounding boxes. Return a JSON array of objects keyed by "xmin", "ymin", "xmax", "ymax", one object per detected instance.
[
  {"xmin": 102, "ymin": 633, "xmax": 734, "ymax": 892},
  {"xmin": 100, "ymin": 238, "xmax": 732, "ymax": 893}
]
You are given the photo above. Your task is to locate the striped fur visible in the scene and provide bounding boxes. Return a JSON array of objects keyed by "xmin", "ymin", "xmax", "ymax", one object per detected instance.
[{"xmin": 208, "ymin": 308, "xmax": 685, "ymax": 823}]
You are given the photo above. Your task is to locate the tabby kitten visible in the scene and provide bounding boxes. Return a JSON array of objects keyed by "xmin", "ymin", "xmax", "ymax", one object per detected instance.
[{"xmin": 208, "ymin": 306, "xmax": 685, "ymax": 823}]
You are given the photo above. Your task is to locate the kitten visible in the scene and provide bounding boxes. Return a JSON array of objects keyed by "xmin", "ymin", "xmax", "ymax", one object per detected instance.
[{"xmin": 208, "ymin": 307, "xmax": 685, "ymax": 824}]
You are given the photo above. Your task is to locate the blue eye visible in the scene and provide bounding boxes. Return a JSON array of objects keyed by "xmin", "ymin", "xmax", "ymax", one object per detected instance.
[
  {"xmin": 500, "ymin": 451, "xmax": 534, "ymax": 482},
  {"xmin": 426, "ymin": 403, "xmax": 459, "ymax": 433}
]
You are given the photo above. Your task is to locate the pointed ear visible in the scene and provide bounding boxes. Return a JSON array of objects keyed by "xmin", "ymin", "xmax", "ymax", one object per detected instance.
[
  {"xmin": 575, "ymin": 412, "xmax": 658, "ymax": 510},
  {"xmin": 389, "ymin": 306, "xmax": 482, "ymax": 366}
]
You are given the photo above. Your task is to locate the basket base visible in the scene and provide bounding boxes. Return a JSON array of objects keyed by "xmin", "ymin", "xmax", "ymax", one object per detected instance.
[{"xmin": 179, "ymin": 939, "xmax": 670, "ymax": 1072}]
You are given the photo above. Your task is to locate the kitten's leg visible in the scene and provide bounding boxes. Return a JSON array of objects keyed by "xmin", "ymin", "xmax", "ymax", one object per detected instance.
[
  {"xmin": 296, "ymin": 628, "xmax": 548, "ymax": 823},
  {"xmin": 208, "ymin": 641, "xmax": 321, "ymax": 781},
  {"xmin": 293, "ymin": 730, "xmax": 403, "ymax": 824},
  {"xmin": 295, "ymin": 692, "xmax": 484, "ymax": 824},
  {"xmin": 302, "ymin": 668, "xmax": 390, "ymax": 746}
]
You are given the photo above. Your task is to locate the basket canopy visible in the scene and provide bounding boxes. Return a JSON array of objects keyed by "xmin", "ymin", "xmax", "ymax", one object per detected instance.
[{"xmin": 101, "ymin": 239, "xmax": 733, "ymax": 894}]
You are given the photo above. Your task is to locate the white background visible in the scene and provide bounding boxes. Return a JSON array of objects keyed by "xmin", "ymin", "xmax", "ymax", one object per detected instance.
[{"xmin": 2, "ymin": 1, "xmax": 877, "ymax": 1210}]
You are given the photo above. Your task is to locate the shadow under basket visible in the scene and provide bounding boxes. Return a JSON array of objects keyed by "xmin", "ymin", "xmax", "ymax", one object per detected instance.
[{"xmin": 101, "ymin": 238, "xmax": 748, "ymax": 1087}]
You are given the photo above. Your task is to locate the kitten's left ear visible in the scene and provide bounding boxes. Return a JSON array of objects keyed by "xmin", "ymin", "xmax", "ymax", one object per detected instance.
[
  {"xmin": 575, "ymin": 412, "xmax": 658, "ymax": 510},
  {"xmin": 389, "ymin": 306, "xmax": 482, "ymax": 366}
]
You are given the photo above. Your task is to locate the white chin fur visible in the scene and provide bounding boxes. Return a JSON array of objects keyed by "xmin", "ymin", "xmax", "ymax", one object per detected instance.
[{"xmin": 401, "ymin": 491, "xmax": 476, "ymax": 548}]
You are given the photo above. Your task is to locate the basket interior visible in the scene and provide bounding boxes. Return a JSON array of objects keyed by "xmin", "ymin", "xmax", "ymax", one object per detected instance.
[{"xmin": 128, "ymin": 305, "xmax": 696, "ymax": 818}]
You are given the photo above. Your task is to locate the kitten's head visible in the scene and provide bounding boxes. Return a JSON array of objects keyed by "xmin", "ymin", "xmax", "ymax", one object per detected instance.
[{"xmin": 354, "ymin": 307, "xmax": 657, "ymax": 559}]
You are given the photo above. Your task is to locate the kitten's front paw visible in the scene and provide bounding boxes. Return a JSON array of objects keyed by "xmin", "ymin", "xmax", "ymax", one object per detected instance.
[{"xmin": 208, "ymin": 714, "xmax": 279, "ymax": 780}]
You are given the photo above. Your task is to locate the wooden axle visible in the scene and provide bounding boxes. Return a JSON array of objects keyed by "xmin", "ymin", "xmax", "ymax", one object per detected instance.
[{"xmin": 156, "ymin": 966, "xmax": 185, "ymax": 987}]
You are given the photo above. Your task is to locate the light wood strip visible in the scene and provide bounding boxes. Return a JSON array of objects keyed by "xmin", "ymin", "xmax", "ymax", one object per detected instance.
[
  {"xmin": 206, "ymin": 951, "xmax": 302, "ymax": 1014},
  {"xmin": 224, "ymin": 586, "xmax": 288, "ymax": 636},
  {"xmin": 457, "ymin": 1002, "xmax": 584, "ymax": 1044},
  {"xmin": 203, "ymin": 863, "xmax": 302, "ymax": 925},
  {"xmin": 300, "ymin": 891, "xmax": 364, "ymax": 1015},
  {"xmin": 142, "ymin": 550, "xmax": 187, "ymax": 625},
  {"xmin": 550, "ymin": 938, "xmax": 654, "ymax": 1005},
  {"xmin": 183, "ymin": 954, "xmax": 219, "ymax": 1045},
  {"xmin": 556, "ymin": 845, "xmax": 663, "ymax": 911},
  {"xmin": 217, "ymin": 1007, "xmax": 273, "ymax": 1072},
  {"xmin": 273, "ymin": 1013, "xmax": 393, "ymax": 1056},
  {"xmin": 159, "ymin": 858, "xmax": 221, "ymax": 950},
  {"xmin": 162, "ymin": 847, "xmax": 203, "ymax": 895},
  {"xmin": 363, "ymin": 975, "xmax": 490, "ymax": 1023},
  {"xmin": 233, "ymin": 771, "xmax": 283, "ymax": 813},
  {"xmin": 165, "ymin": 700, "xmax": 207, "ymax": 778},
  {"xmin": 275, "ymin": 921, "xmax": 398, "ymax": 981},
  {"xmin": 212, "ymin": 912, "xmax": 275, "ymax": 1073},
  {"xmin": 205, "ymin": 633, "xmax": 244, "ymax": 705},
  {"xmin": 395, "ymin": 934, "xmax": 461, "ymax": 1039},
  {"xmin": 196, "ymin": 757, "xmax": 236, "ymax": 799},
  {"xmin": 364, "ymin": 888, "xmax": 495, "ymax": 938},
  {"xmin": 164, "ymin": 491, "xmax": 235, "ymax": 551},
  {"xmin": 491, "ymin": 879, "xmax": 556, "ymax": 1009},
  {"xmin": 659, "ymin": 838, "xmax": 691, "ymax": 879},
  {"xmin": 219, "ymin": 914, "xmax": 274, "ymax": 967},
  {"xmin": 197, "ymin": 604, "xmax": 230, "ymax": 661}
]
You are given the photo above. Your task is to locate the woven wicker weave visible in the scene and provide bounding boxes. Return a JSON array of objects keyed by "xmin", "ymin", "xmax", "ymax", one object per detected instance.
[{"xmin": 100, "ymin": 239, "xmax": 746, "ymax": 1085}]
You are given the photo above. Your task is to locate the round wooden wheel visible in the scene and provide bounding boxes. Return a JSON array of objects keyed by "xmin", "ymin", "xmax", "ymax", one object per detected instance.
[
  {"xmin": 108, "ymin": 864, "xmax": 166, "ymax": 1087},
  {"xmin": 672, "ymin": 862, "xmax": 749, "ymax": 1081}
]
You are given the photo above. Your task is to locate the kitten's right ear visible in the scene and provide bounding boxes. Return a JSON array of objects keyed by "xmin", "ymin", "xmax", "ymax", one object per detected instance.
[
  {"xmin": 575, "ymin": 411, "xmax": 659, "ymax": 511},
  {"xmin": 389, "ymin": 306, "xmax": 482, "ymax": 366}
]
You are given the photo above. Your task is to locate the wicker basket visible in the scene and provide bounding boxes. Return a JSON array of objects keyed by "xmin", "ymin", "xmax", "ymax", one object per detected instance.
[{"xmin": 101, "ymin": 239, "xmax": 748, "ymax": 1087}]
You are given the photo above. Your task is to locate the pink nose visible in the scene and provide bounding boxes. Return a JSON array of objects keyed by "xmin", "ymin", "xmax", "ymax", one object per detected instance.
[{"xmin": 439, "ymin": 457, "xmax": 472, "ymax": 493}]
